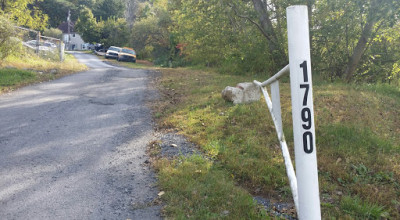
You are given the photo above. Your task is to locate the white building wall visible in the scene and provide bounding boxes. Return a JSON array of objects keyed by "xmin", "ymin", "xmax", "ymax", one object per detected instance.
[{"xmin": 63, "ymin": 33, "xmax": 87, "ymax": 50}]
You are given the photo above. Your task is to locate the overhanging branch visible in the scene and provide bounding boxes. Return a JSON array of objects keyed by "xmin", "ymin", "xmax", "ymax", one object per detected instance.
[{"xmin": 227, "ymin": 3, "xmax": 272, "ymax": 42}]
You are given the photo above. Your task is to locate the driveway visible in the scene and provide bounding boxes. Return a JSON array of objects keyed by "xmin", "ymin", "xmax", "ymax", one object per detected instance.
[{"xmin": 0, "ymin": 52, "xmax": 161, "ymax": 219}]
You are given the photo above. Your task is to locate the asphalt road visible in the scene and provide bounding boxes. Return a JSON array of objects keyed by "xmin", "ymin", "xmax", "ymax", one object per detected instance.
[{"xmin": 0, "ymin": 52, "xmax": 161, "ymax": 219}]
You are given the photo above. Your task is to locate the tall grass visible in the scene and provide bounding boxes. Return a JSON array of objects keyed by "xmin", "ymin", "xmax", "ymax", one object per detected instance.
[{"xmin": 0, "ymin": 53, "xmax": 87, "ymax": 93}]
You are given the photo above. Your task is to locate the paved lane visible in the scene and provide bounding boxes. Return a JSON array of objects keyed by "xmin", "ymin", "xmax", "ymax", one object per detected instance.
[{"xmin": 0, "ymin": 52, "xmax": 161, "ymax": 219}]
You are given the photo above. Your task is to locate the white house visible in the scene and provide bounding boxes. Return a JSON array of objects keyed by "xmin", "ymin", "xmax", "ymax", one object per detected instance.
[{"xmin": 58, "ymin": 21, "xmax": 87, "ymax": 51}]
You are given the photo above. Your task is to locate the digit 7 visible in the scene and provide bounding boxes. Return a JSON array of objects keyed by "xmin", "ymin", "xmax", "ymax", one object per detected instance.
[{"xmin": 300, "ymin": 84, "xmax": 309, "ymax": 106}]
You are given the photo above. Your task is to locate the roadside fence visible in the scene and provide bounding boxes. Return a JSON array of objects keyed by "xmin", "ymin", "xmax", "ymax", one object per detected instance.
[{"xmin": 14, "ymin": 26, "xmax": 64, "ymax": 62}]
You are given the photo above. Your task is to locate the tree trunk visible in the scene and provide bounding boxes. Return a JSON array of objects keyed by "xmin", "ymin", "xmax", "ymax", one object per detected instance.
[
  {"xmin": 344, "ymin": 0, "xmax": 378, "ymax": 82},
  {"xmin": 1, "ymin": 0, "xmax": 6, "ymax": 11},
  {"xmin": 344, "ymin": 20, "xmax": 376, "ymax": 82},
  {"xmin": 125, "ymin": 0, "xmax": 138, "ymax": 29},
  {"xmin": 251, "ymin": 0, "xmax": 287, "ymax": 68}
]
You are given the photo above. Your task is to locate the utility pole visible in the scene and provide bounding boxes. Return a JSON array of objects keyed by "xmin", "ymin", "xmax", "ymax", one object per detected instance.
[{"xmin": 67, "ymin": 9, "xmax": 71, "ymax": 51}]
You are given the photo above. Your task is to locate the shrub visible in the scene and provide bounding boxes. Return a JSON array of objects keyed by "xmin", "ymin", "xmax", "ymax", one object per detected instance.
[
  {"xmin": 43, "ymin": 28, "xmax": 62, "ymax": 39},
  {"xmin": 0, "ymin": 15, "xmax": 22, "ymax": 61}
]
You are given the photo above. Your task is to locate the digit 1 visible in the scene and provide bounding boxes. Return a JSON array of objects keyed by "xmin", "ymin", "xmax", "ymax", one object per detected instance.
[{"xmin": 300, "ymin": 61, "xmax": 308, "ymax": 82}]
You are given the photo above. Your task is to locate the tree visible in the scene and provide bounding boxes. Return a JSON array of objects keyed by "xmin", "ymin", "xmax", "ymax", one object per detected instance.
[
  {"xmin": 312, "ymin": 0, "xmax": 400, "ymax": 82},
  {"xmin": 75, "ymin": 7, "xmax": 100, "ymax": 43},
  {"xmin": 226, "ymin": 0, "xmax": 293, "ymax": 71},
  {"xmin": 99, "ymin": 17, "xmax": 129, "ymax": 48},
  {"xmin": 0, "ymin": 0, "xmax": 48, "ymax": 30},
  {"xmin": 93, "ymin": 0, "xmax": 125, "ymax": 21},
  {"xmin": 38, "ymin": 0, "xmax": 78, "ymax": 28},
  {"xmin": 125, "ymin": 0, "xmax": 139, "ymax": 28},
  {"xmin": 130, "ymin": 0, "xmax": 171, "ymax": 63},
  {"xmin": 250, "ymin": 0, "xmax": 287, "ymax": 67},
  {"xmin": 343, "ymin": 0, "xmax": 400, "ymax": 82}
]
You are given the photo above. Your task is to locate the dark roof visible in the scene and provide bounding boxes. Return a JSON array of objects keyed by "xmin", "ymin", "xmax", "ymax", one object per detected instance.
[{"xmin": 57, "ymin": 21, "xmax": 75, "ymax": 33}]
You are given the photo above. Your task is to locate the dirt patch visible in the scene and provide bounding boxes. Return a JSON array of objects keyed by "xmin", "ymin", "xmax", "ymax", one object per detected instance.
[
  {"xmin": 136, "ymin": 60, "xmax": 154, "ymax": 66},
  {"xmin": 158, "ymin": 132, "xmax": 201, "ymax": 158}
]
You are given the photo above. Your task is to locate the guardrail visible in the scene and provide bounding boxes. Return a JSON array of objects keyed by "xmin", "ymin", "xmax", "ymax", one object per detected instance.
[{"xmin": 254, "ymin": 65, "xmax": 299, "ymax": 213}]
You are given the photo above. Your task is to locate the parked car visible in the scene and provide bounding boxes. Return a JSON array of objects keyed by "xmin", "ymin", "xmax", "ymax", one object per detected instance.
[
  {"xmin": 44, "ymin": 41, "xmax": 57, "ymax": 48},
  {"xmin": 23, "ymin": 40, "xmax": 51, "ymax": 51},
  {"xmin": 95, "ymin": 48, "xmax": 106, "ymax": 56},
  {"xmin": 26, "ymin": 40, "xmax": 39, "ymax": 47},
  {"xmin": 105, "ymin": 46, "xmax": 122, "ymax": 59},
  {"xmin": 117, "ymin": 47, "xmax": 136, "ymax": 63}
]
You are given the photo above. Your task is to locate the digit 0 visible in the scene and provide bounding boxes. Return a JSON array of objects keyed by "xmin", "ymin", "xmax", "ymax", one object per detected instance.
[{"xmin": 303, "ymin": 131, "xmax": 313, "ymax": 154}]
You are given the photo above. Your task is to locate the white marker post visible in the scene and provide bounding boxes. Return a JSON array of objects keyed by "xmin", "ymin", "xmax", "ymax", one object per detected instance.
[{"xmin": 287, "ymin": 6, "xmax": 321, "ymax": 219}]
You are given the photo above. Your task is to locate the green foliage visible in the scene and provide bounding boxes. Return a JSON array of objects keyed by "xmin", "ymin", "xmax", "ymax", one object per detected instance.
[
  {"xmin": 130, "ymin": 0, "xmax": 173, "ymax": 64},
  {"xmin": 92, "ymin": 0, "xmax": 125, "ymax": 21},
  {"xmin": 38, "ymin": 0, "xmax": 78, "ymax": 28},
  {"xmin": 39, "ymin": 0, "xmax": 120, "ymax": 28},
  {"xmin": 312, "ymin": 0, "xmax": 400, "ymax": 82},
  {"xmin": 161, "ymin": 0, "xmax": 400, "ymax": 82},
  {"xmin": 75, "ymin": 7, "xmax": 100, "ymax": 43},
  {"xmin": 98, "ymin": 17, "xmax": 129, "ymax": 48},
  {"xmin": 43, "ymin": 28, "xmax": 62, "ymax": 39},
  {"xmin": 0, "ymin": 0, "xmax": 48, "ymax": 30},
  {"xmin": 0, "ymin": 15, "xmax": 22, "ymax": 61},
  {"xmin": 28, "ymin": 0, "xmax": 400, "ymax": 83},
  {"xmin": 358, "ymin": 22, "xmax": 400, "ymax": 84},
  {"xmin": 169, "ymin": 0, "xmax": 279, "ymax": 74}
]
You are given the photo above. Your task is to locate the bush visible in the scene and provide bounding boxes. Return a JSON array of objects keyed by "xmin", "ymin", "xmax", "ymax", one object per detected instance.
[
  {"xmin": 43, "ymin": 28, "xmax": 63, "ymax": 39},
  {"xmin": 0, "ymin": 15, "xmax": 22, "ymax": 61}
]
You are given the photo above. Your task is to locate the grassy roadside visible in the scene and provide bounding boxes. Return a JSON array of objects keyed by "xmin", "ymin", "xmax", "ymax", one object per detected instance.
[
  {"xmin": 0, "ymin": 53, "xmax": 87, "ymax": 93},
  {"xmin": 150, "ymin": 67, "xmax": 400, "ymax": 219}
]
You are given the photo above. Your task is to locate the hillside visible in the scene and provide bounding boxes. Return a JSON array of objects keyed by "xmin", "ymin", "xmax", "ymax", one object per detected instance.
[{"xmin": 151, "ymin": 68, "xmax": 400, "ymax": 219}]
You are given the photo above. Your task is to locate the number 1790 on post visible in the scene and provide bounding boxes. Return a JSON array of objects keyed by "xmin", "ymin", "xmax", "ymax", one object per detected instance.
[{"xmin": 299, "ymin": 61, "xmax": 314, "ymax": 154}]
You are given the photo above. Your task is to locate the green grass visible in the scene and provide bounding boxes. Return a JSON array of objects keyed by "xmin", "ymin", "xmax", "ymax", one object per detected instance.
[
  {"xmin": 0, "ymin": 53, "xmax": 87, "ymax": 93},
  {"xmin": 0, "ymin": 69, "xmax": 37, "ymax": 86},
  {"xmin": 356, "ymin": 83, "xmax": 400, "ymax": 101},
  {"xmin": 340, "ymin": 196, "xmax": 389, "ymax": 219},
  {"xmin": 155, "ymin": 155, "xmax": 268, "ymax": 219},
  {"xmin": 151, "ymin": 67, "xmax": 400, "ymax": 219}
]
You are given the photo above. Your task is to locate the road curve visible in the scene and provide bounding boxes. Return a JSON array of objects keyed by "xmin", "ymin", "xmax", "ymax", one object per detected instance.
[{"xmin": 0, "ymin": 52, "xmax": 161, "ymax": 219}]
